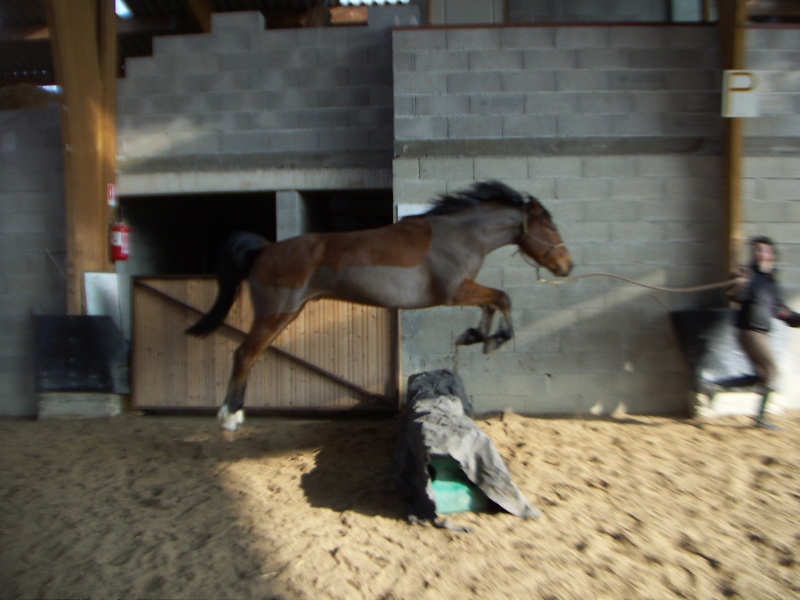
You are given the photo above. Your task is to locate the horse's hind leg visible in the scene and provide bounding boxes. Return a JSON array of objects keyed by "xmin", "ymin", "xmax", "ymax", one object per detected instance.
[{"xmin": 219, "ymin": 311, "xmax": 299, "ymax": 431}]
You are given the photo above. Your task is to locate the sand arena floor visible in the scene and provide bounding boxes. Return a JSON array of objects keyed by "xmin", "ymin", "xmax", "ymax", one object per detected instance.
[{"xmin": 2, "ymin": 410, "xmax": 800, "ymax": 599}]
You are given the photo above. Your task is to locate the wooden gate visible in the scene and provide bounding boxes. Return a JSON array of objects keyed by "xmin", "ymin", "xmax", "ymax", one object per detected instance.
[{"xmin": 132, "ymin": 277, "xmax": 398, "ymax": 412}]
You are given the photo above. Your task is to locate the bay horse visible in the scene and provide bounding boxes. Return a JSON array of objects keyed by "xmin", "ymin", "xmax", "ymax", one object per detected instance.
[{"xmin": 187, "ymin": 181, "xmax": 572, "ymax": 431}]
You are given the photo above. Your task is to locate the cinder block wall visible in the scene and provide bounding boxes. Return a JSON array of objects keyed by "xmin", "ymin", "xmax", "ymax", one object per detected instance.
[
  {"xmin": 117, "ymin": 11, "xmax": 398, "ymax": 195},
  {"xmin": 0, "ymin": 107, "xmax": 66, "ymax": 416},
  {"xmin": 393, "ymin": 25, "xmax": 727, "ymax": 415},
  {"xmin": 743, "ymin": 27, "xmax": 800, "ymax": 404}
]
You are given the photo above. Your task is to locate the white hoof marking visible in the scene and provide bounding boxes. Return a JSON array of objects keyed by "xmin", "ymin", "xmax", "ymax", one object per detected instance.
[{"xmin": 217, "ymin": 405, "xmax": 244, "ymax": 432}]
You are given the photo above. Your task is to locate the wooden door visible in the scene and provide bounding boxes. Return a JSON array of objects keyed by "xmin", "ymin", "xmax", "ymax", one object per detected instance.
[{"xmin": 132, "ymin": 277, "xmax": 398, "ymax": 412}]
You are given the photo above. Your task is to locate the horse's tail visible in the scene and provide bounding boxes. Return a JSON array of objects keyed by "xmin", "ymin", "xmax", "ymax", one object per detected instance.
[{"xmin": 186, "ymin": 232, "xmax": 268, "ymax": 337}]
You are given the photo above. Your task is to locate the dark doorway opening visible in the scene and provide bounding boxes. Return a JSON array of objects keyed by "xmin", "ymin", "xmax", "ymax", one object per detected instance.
[
  {"xmin": 303, "ymin": 189, "xmax": 393, "ymax": 233},
  {"xmin": 121, "ymin": 192, "xmax": 276, "ymax": 275}
]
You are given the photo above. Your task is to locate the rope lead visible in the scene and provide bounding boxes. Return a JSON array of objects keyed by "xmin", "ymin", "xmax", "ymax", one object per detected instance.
[{"xmin": 535, "ymin": 272, "xmax": 738, "ymax": 294}]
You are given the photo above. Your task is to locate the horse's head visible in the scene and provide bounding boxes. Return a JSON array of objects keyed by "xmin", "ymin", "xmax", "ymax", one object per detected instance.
[{"xmin": 518, "ymin": 196, "xmax": 572, "ymax": 277}]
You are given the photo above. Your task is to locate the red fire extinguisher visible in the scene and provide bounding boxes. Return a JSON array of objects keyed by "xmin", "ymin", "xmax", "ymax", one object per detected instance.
[{"xmin": 110, "ymin": 220, "xmax": 131, "ymax": 262}]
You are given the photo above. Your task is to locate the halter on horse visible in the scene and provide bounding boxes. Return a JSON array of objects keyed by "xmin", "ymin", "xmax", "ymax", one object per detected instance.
[{"xmin": 187, "ymin": 180, "xmax": 572, "ymax": 431}]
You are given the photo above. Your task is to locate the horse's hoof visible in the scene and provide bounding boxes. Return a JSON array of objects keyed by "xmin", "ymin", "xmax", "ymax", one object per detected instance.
[
  {"xmin": 220, "ymin": 415, "xmax": 238, "ymax": 432},
  {"xmin": 483, "ymin": 333, "xmax": 511, "ymax": 354},
  {"xmin": 456, "ymin": 328, "xmax": 484, "ymax": 346},
  {"xmin": 482, "ymin": 339, "xmax": 499, "ymax": 354},
  {"xmin": 217, "ymin": 405, "xmax": 243, "ymax": 432}
]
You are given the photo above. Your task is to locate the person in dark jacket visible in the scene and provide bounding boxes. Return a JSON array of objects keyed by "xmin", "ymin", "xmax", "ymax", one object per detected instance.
[{"xmin": 728, "ymin": 236, "xmax": 800, "ymax": 429}]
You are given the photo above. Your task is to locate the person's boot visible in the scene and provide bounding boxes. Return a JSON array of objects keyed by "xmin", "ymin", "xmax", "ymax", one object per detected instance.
[{"xmin": 754, "ymin": 392, "xmax": 781, "ymax": 430}]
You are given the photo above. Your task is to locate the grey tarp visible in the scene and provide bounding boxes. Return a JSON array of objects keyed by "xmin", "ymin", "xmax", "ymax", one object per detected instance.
[{"xmin": 393, "ymin": 370, "xmax": 540, "ymax": 521}]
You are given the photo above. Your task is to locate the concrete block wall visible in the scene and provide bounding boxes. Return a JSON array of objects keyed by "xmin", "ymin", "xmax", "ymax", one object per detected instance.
[
  {"xmin": 745, "ymin": 29, "xmax": 800, "ymax": 140},
  {"xmin": 394, "ymin": 25, "xmax": 721, "ymax": 153},
  {"xmin": 394, "ymin": 25, "xmax": 726, "ymax": 415},
  {"xmin": 117, "ymin": 10, "xmax": 400, "ymax": 195},
  {"xmin": 0, "ymin": 107, "xmax": 66, "ymax": 416},
  {"xmin": 743, "ymin": 26, "xmax": 800, "ymax": 405}
]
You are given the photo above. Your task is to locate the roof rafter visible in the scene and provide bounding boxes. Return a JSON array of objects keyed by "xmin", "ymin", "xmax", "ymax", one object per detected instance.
[
  {"xmin": 182, "ymin": 0, "xmax": 214, "ymax": 32},
  {"xmin": 0, "ymin": 15, "xmax": 176, "ymax": 43}
]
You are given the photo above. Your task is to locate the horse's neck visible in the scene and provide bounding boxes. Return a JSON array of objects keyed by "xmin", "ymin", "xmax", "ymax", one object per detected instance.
[{"xmin": 442, "ymin": 206, "xmax": 523, "ymax": 253}]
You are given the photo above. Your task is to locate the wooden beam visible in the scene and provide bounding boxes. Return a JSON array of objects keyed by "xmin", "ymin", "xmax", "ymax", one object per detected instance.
[
  {"xmin": 0, "ymin": 25, "xmax": 50, "ymax": 41},
  {"xmin": 0, "ymin": 16, "xmax": 174, "ymax": 42},
  {"xmin": 99, "ymin": 0, "xmax": 117, "ymax": 229},
  {"xmin": 117, "ymin": 16, "xmax": 177, "ymax": 35},
  {"xmin": 719, "ymin": 0, "xmax": 748, "ymax": 274},
  {"xmin": 183, "ymin": 0, "xmax": 214, "ymax": 33},
  {"xmin": 702, "ymin": 0, "xmax": 715, "ymax": 22},
  {"xmin": 748, "ymin": 0, "xmax": 800, "ymax": 19},
  {"xmin": 45, "ymin": 0, "xmax": 116, "ymax": 314}
]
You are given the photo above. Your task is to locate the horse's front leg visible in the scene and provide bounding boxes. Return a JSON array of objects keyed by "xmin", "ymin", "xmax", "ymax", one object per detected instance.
[
  {"xmin": 455, "ymin": 304, "xmax": 494, "ymax": 346},
  {"xmin": 452, "ymin": 280, "xmax": 513, "ymax": 354},
  {"xmin": 218, "ymin": 383, "xmax": 247, "ymax": 432},
  {"xmin": 219, "ymin": 311, "xmax": 299, "ymax": 432},
  {"xmin": 483, "ymin": 308, "xmax": 513, "ymax": 354}
]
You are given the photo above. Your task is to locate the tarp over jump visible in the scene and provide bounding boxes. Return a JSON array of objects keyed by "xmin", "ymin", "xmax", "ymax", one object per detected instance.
[{"xmin": 393, "ymin": 370, "xmax": 540, "ymax": 522}]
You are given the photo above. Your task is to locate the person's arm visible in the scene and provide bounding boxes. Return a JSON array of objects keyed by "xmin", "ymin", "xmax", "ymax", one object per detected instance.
[
  {"xmin": 774, "ymin": 281, "xmax": 800, "ymax": 326},
  {"xmin": 777, "ymin": 309, "xmax": 800, "ymax": 327}
]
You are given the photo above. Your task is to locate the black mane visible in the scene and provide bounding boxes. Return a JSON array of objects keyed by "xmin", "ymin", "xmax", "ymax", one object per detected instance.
[{"xmin": 425, "ymin": 180, "xmax": 530, "ymax": 216}]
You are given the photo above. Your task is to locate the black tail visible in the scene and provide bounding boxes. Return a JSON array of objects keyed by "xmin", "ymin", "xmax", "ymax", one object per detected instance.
[{"xmin": 186, "ymin": 232, "xmax": 268, "ymax": 337}]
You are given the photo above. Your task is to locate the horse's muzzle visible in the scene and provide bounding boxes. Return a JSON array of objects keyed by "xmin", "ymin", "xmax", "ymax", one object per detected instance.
[{"xmin": 553, "ymin": 258, "xmax": 573, "ymax": 277}]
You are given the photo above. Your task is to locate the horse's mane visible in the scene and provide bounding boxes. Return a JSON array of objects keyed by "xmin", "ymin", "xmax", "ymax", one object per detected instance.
[{"xmin": 424, "ymin": 180, "xmax": 529, "ymax": 216}]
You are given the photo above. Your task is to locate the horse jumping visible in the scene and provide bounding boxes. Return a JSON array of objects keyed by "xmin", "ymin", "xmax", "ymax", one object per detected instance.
[{"xmin": 187, "ymin": 180, "xmax": 572, "ymax": 431}]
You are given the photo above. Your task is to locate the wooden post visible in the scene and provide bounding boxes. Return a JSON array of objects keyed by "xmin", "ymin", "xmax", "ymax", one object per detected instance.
[
  {"xmin": 719, "ymin": 0, "xmax": 748, "ymax": 274},
  {"xmin": 703, "ymin": 0, "xmax": 715, "ymax": 22},
  {"xmin": 44, "ymin": 0, "xmax": 117, "ymax": 314},
  {"xmin": 99, "ymin": 0, "xmax": 118, "ymax": 216}
]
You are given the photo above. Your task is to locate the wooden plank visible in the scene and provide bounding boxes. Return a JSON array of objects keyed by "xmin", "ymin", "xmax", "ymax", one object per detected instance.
[
  {"xmin": 132, "ymin": 278, "xmax": 397, "ymax": 412},
  {"xmin": 330, "ymin": 6, "xmax": 368, "ymax": 26}
]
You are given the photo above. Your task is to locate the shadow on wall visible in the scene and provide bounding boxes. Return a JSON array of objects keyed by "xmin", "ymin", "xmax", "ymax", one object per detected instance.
[{"xmin": 401, "ymin": 263, "xmax": 730, "ymax": 416}]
